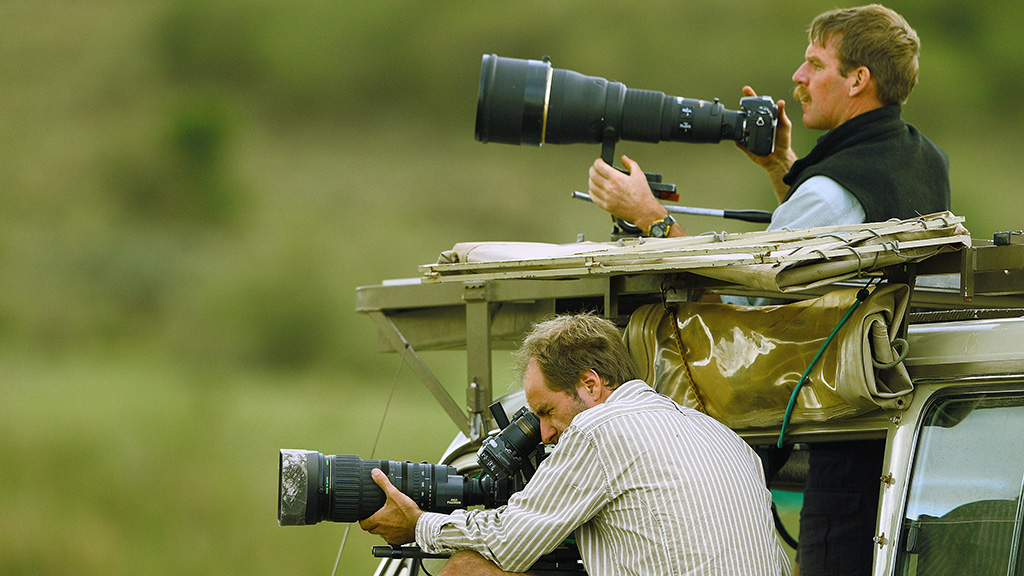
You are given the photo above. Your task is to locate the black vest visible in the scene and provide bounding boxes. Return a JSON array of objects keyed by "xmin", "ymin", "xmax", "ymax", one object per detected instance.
[{"xmin": 782, "ymin": 105, "xmax": 951, "ymax": 222}]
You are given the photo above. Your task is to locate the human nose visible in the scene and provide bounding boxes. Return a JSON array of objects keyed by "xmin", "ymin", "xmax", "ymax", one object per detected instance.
[
  {"xmin": 540, "ymin": 420, "xmax": 558, "ymax": 444},
  {"xmin": 793, "ymin": 62, "xmax": 808, "ymax": 85}
]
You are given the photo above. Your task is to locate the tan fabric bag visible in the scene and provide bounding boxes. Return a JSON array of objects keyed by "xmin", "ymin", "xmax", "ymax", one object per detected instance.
[{"xmin": 625, "ymin": 284, "xmax": 913, "ymax": 429}]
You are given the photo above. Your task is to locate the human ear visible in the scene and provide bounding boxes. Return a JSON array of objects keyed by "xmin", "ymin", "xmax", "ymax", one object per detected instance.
[
  {"xmin": 576, "ymin": 369, "xmax": 612, "ymax": 405},
  {"xmin": 849, "ymin": 66, "xmax": 872, "ymax": 96},
  {"xmin": 577, "ymin": 369, "xmax": 601, "ymax": 400}
]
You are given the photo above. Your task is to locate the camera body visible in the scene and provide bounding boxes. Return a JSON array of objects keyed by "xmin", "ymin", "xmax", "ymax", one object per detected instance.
[
  {"xmin": 478, "ymin": 405, "xmax": 543, "ymax": 481},
  {"xmin": 739, "ymin": 95, "xmax": 779, "ymax": 158},
  {"xmin": 475, "ymin": 54, "xmax": 778, "ymax": 158}
]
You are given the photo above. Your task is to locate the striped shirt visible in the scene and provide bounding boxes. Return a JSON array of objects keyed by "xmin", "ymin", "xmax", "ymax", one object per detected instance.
[{"xmin": 416, "ymin": 380, "xmax": 791, "ymax": 575}]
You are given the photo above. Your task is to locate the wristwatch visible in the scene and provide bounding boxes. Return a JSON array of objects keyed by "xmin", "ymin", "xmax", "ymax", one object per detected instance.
[{"xmin": 647, "ymin": 215, "xmax": 676, "ymax": 238}]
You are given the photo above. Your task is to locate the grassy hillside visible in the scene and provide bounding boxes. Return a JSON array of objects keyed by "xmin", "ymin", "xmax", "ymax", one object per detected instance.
[{"xmin": 1, "ymin": 1, "xmax": 1021, "ymax": 574}]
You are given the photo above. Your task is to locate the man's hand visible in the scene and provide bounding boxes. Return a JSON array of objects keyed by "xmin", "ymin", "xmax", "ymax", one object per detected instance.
[
  {"xmin": 358, "ymin": 468, "xmax": 423, "ymax": 545},
  {"xmin": 735, "ymin": 86, "xmax": 797, "ymax": 203},
  {"xmin": 588, "ymin": 155, "xmax": 675, "ymax": 234}
]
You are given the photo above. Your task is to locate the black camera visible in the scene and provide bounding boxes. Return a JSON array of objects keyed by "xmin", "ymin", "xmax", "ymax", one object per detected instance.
[
  {"xmin": 475, "ymin": 54, "xmax": 778, "ymax": 158},
  {"xmin": 478, "ymin": 405, "xmax": 543, "ymax": 481},
  {"xmin": 278, "ymin": 403, "xmax": 543, "ymax": 526}
]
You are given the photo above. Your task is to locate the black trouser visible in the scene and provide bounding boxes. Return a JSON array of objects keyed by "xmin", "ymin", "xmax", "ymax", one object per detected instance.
[{"xmin": 799, "ymin": 440, "xmax": 886, "ymax": 576}]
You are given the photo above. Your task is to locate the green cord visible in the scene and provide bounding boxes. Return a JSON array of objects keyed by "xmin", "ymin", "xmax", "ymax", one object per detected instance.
[{"xmin": 777, "ymin": 287, "xmax": 872, "ymax": 448}]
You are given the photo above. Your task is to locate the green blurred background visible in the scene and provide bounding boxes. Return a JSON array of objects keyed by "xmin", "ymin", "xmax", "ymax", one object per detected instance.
[{"xmin": 1, "ymin": 1, "xmax": 1021, "ymax": 574}]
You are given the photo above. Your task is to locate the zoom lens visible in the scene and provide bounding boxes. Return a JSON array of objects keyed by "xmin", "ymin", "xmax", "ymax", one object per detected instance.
[{"xmin": 278, "ymin": 450, "xmax": 493, "ymax": 525}]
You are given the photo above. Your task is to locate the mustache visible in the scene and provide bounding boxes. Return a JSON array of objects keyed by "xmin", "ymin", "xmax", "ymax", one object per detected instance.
[{"xmin": 793, "ymin": 85, "xmax": 810, "ymax": 103}]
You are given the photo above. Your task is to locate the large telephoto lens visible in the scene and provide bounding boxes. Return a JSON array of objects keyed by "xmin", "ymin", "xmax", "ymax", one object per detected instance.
[
  {"xmin": 278, "ymin": 450, "xmax": 497, "ymax": 526},
  {"xmin": 474, "ymin": 54, "xmax": 777, "ymax": 156}
]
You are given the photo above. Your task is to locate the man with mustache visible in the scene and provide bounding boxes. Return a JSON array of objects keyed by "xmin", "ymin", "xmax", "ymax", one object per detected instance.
[
  {"xmin": 587, "ymin": 5, "xmax": 950, "ymax": 576},
  {"xmin": 587, "ymin": 4, "xmax": 949, "ymax": 239}
]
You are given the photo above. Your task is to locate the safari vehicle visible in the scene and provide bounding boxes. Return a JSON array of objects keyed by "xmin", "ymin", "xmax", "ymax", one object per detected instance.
[{"xmin": 352, "ymin": 212, "xmax": 1024, "ymax": 576}]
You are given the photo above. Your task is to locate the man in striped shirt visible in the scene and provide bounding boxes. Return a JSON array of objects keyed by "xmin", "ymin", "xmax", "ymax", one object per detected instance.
[{"xmin": 360, "ymin": 312, "xmax": 791, "ymax": 575}]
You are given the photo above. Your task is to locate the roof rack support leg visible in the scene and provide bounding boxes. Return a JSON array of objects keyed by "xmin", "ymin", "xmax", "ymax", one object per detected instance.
[
  {"xmin": 464, "ymin": 282, "xmax": 493, "ymax": 441},
  {"xmin": 605, "ymin": 277, "xmax": 620, "ymax": 320},
  {"xmin": 367, "ymin": 310, "xmax": 471, "ymax": 437},
  {"xmin": 961, "ymin": 246, "xmax": 976, "ymax": 302}
]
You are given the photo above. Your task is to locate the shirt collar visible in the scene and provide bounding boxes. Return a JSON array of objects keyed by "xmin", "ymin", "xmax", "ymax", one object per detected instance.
[{"xmin": 605, "ymin": 379, "xmax": 652, "ymax": 404}]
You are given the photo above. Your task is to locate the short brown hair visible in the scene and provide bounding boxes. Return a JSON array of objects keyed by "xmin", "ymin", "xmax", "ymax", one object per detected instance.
[
  {"xmin": 516, "ymin": 312, "xmax": 637, "ymax": 395},
  {"xmin": 809, "ymin": 4, "xmax": 920, "ymax": 105}
]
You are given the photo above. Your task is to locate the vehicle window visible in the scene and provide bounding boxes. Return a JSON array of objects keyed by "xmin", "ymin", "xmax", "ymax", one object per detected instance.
[{"xmin": 896, "ymin": 393, "xmax": 1024, "ymax": 575}]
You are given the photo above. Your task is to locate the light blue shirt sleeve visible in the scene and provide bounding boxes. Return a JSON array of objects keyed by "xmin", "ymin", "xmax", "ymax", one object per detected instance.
[
  {"xmin": 767, "ymin": 175, "xmax": 865, "ymax": 231},
  {"xmin": 720, "ymin": 176, "xmax": 865, "ymax": 306}
]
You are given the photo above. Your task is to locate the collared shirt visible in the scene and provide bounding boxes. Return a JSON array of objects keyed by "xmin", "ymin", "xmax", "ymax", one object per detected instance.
[{"xmin": 416, "ymin": 380, "xmax": 791, "ymax": 575}]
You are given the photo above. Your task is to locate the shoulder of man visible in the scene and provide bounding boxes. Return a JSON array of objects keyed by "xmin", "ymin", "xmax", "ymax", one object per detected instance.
[{"xmin": 571, "ymin": 380, "xmax": 697, "ymax": 431}]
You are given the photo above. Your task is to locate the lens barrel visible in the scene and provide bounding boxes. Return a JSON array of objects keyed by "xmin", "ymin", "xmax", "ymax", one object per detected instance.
[
  {"xmin": 278, "ymin": 450, "xmax": 490, "ymax": 525},
  {"xmin": 474, "ymin": 54, "xmax": 777, "ymax": 156},
  {"xmin": 279, "ymin": 449, "xmax": 324, "ymax": 526},
  {"xmin": 476, "ymin": 55, "xmax": 551, "ymax": 145}
]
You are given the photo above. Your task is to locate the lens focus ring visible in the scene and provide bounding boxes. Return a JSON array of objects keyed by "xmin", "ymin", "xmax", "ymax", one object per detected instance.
[{"xmin": 331, "ymin": 455, "xmax": 382, "ymax": 523}]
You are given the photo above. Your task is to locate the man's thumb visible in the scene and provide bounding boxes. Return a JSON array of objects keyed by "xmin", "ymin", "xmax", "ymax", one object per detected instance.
[
  {"xmin": 370, "ymin": 468, "xmax": 395, "ymax": 493},
  {"xmin": 620, "ymin": 154, "xmax": 641, "ymax": 174}
]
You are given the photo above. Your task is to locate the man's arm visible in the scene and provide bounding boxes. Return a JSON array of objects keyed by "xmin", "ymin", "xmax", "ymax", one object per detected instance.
[
  {"xmin": 417, "ymin": 429, "xmax": 610, "ymax": 573},
  {"xmin": 735, "ymin": 86, "xmax": 797, "ymax": 204},
  {"xmin": 767, "ymin": 176, "xmax": 865, "ymax": 231}
]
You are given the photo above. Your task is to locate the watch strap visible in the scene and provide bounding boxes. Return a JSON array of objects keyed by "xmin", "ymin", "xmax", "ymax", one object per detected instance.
[{"xmin": 647, "ymin": 214, "xmax": 676, "ymax": 237}]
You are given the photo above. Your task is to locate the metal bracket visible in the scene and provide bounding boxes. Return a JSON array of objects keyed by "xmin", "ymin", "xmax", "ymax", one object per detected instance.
[
  {"xmin": 367, "ymin": 310, "xmax": 471, "ymax": 437},
  {"xmin": 464, "ymin": 281, "xmax": 495, "ymax": 441}
]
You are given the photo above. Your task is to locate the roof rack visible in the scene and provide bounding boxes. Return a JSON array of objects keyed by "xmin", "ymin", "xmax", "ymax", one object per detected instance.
[{"xmin": 356, "ymin": 213, "xmax": 1024, "ymax": 438}]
